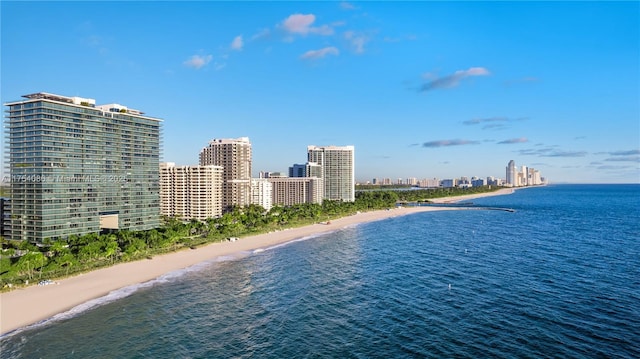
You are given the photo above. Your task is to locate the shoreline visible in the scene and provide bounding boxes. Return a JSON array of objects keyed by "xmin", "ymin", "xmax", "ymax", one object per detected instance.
[
  {"xmin": 427, "ymin": 187, "xmax": 515, "ymax": 204},
  {"xmin": 0, "ymin": 188, "xmax": 515, "ymax": 336}
]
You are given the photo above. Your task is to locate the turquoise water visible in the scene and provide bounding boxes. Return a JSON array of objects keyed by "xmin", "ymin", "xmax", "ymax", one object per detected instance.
[{"xmin": 2, "ymin": 184, "xmax": 639, "ymax": 358}]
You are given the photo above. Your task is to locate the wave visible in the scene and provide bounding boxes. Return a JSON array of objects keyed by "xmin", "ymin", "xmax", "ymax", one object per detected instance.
[
  {"xmin": 0, "ymin": 250, "xmax": 257, "ymax": 340},
  {"xmin": 252, "ymin": 232, "xmax": 330, "ymax": 253},
  {"xmin": 0, "ymin": 279, "xmax": 158, "ymax": 340}
]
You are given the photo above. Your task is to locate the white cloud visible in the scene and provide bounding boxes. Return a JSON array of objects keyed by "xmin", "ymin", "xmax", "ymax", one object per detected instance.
[
  {"xmin": 283, "ymin": 14, "xmax": 315, "ymax": 34},
  {"xmin": 463, "ymin": 116, "xmax": 528, "ymax": 130},
  {"xmin": 340, "ymin": 2, "xmax": 356, "ymax": 10},
  {"xmin": 231, "ymin": 35, "xmax": 243, "ymax": 51},
  {"xmin": 251, "ymin": 28, "xmax": 271, "ymax": 41},
  {"xmin": 300, "ymin": 46, "xmax": 340, "ymax": 60},
  {"xmin": 344, "ymin": 31, "xmax": 368, "ymax": 54},
  {"xmin": 463, "ymin": 67, "xmax": 490, "ymax": 76},
  {"xmin": 420, "ymin": 67, "xmax": 490, "ymax": 92},
  {"xmin": 497, "ymin": 137, "xmax": 529, "ymax": 144},
  {"xmin": 422, "ymin": 139, "xmax": 480, "ymax": 148},
  {"xmin": 281, "ymin": 14, "xmax": 334, "ymax": 36},
  {"xmin": 183, "ymin": 54, "xmax": 212, "ymax": 69},
  {"xmin": 313, "ymin": 25, "xmax": 334, "ymax": 36}
]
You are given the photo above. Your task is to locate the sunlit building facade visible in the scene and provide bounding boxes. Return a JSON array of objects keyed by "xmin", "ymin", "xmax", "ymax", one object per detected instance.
[
  {"xmin": 307, "ymin": 145, "xmax": 355, "ymax": 202},
  {"xmin": 506, "ymin": 160, "xmax": 517, "ymax": 186},
  {"xmin": 267, "ymin": 177, "xmax": 323, "ymax": 206},
  {"xmin": 5, "ymin": 92, "xmax": 161, "ymax": 242},
  {"xmin": 251, "ymin": 178, "xmax": 273, "ymax": 211},
  {"xmin": 159, "ymin": 162, "xmax": 223, "ymax": 221},
  {"xmin": 199, "ymin": 137, "xmax": 252, "ymax": 211}
]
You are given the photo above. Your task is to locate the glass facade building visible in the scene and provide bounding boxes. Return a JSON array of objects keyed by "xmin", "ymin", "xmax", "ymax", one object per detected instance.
[
  {"xmin": 5, "ymin": 92, "xmax": 162, "ymax": 242},
  {"xmin": 307, "ymin": 145, "xmax": 355, "ymax": 202}
]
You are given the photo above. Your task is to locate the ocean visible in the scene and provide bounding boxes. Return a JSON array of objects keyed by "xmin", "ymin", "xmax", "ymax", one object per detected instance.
[{"xmin": 1, "ymin": 184, "xmax": 639, "ymax": 358}]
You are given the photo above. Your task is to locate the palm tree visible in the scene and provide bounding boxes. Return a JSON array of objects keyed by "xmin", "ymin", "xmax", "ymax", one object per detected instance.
[
  {"xmin": 16, "ymin": 251, "xmax": 45, "ymax": 282},
  {"xmin": 59, "ymin": 253, "xmax": 77, "ymax": 276},
  {"xmin": 104, "ymin": 237, "xmax": 119, "ymax": 264}
]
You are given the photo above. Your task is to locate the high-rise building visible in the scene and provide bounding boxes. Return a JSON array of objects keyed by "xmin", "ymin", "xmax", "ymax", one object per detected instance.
[
  {"xmin": 5, "ymin": 92, "xmax": 161, "ymax": 242},
  {"xmin": 505, "ymin": 160, "xmax": 544, "ymax": 187},
  {"xmin": 259, "ymin": 171, "xmax": 287, "ymax": 179},
  {"xmin": 527, "ymin": 167, "xmax": 542, "ymax": 185},
  {"xmin": 307, "ymin": 145, "xmax": 355, "ymax": 202},
  {"xmin": 159, "ymin": 162, "xmax": 223, "ymax": 221},
  {"xmin": 471, "ymin": 177, "xmax": 486, "ymax": 187},
  {"xmin": 289, "ymin": 164, "xmax": 306, "ymax": 178},
  {"xmin": 486, "ymin": 176, "xmax": 501, "ymax": 186},
  {"xmin": 418, "ymin": 178, "xmax": 440, "ymax": 188},
  {"xmin": 289, "ymin": 162, "xmax": 322, "ymax": 178},
  {"xmin": 506, "ymin": 160, "xmax": 517, "ymax": 186},
  {"xmin": 250, "ymin": 178, "xmax": 273, "ymax": 211},
  {"xmin": 441, "ymin": 179, "xmax": 457, "ymax": 188},
  {"xmin": 267, "ymin": 177, "xmax": 323, "ymax": 206},
  {"xmin": 0, "ymin": 197, "xmax": 11, "ymax": 238},
  {"xmin": 199, "ymin": 137, "xmax": 252, "ymax": 211},
  {"xmin": 521, "ymin": 165, "xmax": 528, "ymax": 186}
]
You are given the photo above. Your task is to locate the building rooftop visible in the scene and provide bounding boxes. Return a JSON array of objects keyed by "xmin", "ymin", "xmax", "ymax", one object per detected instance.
[
  {"xmin": 207, "ymin": 137, "xmax": 251, "ymax": 145},
  {"xmin": 6, "ymin": 92, "xmax": 161, "ymax": 120}
]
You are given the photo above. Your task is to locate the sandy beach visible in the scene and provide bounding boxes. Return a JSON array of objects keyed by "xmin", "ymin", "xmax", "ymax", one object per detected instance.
[
  {"xmin": 428, "ymin": 187, "xmax": 514, "ymax": 204},
  {"xmin": 0, "ymin": 188, "xmax": 514, "ymax": 336}
]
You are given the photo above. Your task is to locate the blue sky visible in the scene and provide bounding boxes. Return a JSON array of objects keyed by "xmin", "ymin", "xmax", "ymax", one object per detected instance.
[{"xmin": 2, "ymin": 1, "xmax": 638, "ymax": 183}]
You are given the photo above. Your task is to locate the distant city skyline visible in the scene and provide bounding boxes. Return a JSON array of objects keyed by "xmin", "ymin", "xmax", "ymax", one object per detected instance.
[
  {"xmin": 2, "ymin": 1, "xmax": 638, "ymax": 183},
  {"xmin": 361, "ymin": 157, "xmax": 544, "ymax": 187}
]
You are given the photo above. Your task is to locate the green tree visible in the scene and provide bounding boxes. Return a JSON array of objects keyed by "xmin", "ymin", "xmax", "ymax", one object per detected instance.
[
  {"xmin": 104, "ymin": 236, "xmax": 119, "ymax": 264},
  {"xmin": 15, "ymin": 251, "xmax": 46, "ymax": 281},
  {"xmin": 78, "ymin": 240, "xmax": 103, "ymax": 263}
]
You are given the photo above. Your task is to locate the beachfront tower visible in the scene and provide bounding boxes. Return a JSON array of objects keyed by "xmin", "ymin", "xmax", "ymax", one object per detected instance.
[
  {"xmin": 5, "ymin": 92, "xmax": 162, "ymax": 242},
  {"xmin": 159, "ymin": 162, "xmax": 223, "ymax": 221},
  {"xmin": 506, "ymin": 160, "xmax": 517, "ymax": 187},
  {"xmin": 267, "ymin": 177, "xmax": 323, "ymax": 206},
  {"xmin": 250, "ymin": 178, "xmax": 273, "ymax": 211},
  {"xmin": 307, "ymin": 145, "xmax": 355, "ymax": 202},
  {"xmin": 199, "ymin": 137, "xmax": 252, "ymax": 211},
  {"xmin": 289, "ymin": 162, "xmax": 322, "ymax": 178}
]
